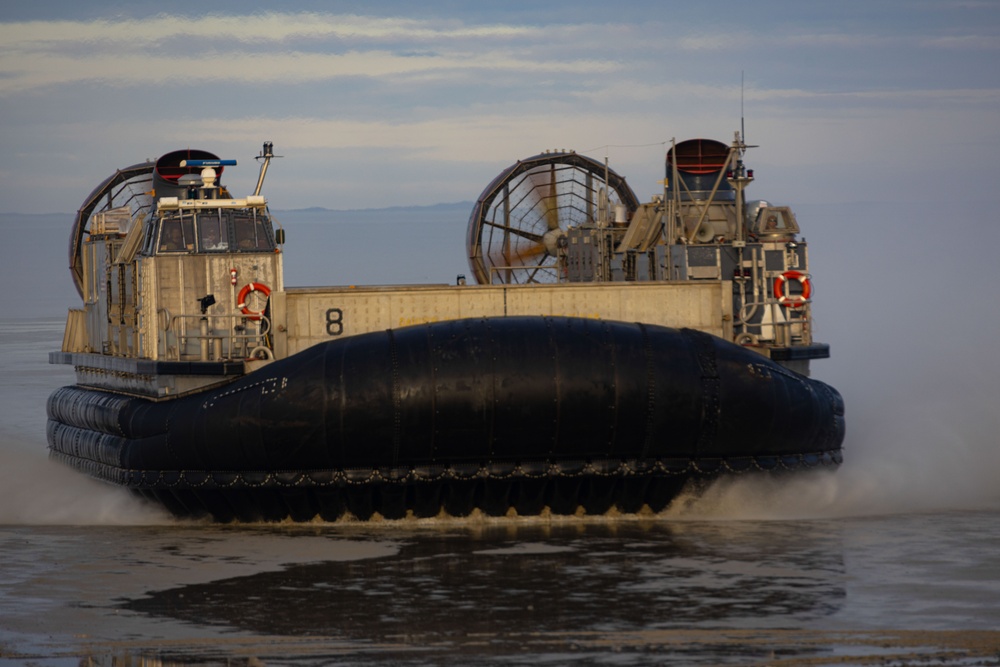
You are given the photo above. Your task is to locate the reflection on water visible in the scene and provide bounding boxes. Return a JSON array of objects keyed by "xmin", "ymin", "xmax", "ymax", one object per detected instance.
[
  {"xmin": 114, "ymin": 520, "xmax": 845, "ymax": 664},
  {"xmin": 3, "ymin": 511, "xmax": 1000, "ymax": 666}
]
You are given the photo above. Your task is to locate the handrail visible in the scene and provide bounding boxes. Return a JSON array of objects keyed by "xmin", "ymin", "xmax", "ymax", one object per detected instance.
[
  {"xmin": 738, "ymin": 298, "xmax": 813, "ymax": 347},
  {"xmin": 162, "ymin": 313, "xmax": 272, "ymax": 361}
]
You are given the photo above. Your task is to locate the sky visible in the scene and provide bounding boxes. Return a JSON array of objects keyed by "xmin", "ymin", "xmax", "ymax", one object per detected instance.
[{"xmin": 2, "ymin": 1, "xmax": 998, "ymax": 213}]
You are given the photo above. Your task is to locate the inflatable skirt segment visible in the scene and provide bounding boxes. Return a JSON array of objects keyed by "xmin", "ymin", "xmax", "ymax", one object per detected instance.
[{"xmin": 47, "ymin": 317, "xmax": 845, "ymax": 521}]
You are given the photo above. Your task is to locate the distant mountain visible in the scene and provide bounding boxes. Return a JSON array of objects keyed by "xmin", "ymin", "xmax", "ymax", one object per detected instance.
[
  {"xmin": 0, "ymin": 202, "xmax": 476, "ymax": 218},
  {"xmin": 271, "ymin": 203, "xmax": 474, "ymax": 230},
  {"xmin": 274, "ymin": 201, "xmax": 473, "ymax": 215},
  {"xmin": 268, "ymin": 203, "xmax": 474, "ymax": 287}
]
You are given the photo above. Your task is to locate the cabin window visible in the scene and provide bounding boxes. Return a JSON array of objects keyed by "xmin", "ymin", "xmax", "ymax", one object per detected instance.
[
  {"xmin": 158, "ymin": 217, "xmax": 195, "ymax": 252},
  {"xmin": 199, "ymin": 213, "xmax": 229, "ymax": 252},
  {"xmin": 751, "ymin": 206, "xmax": 800, "ymax": 237},
  {"xmin": 233, "ymin": 214, "xmax": 273, "ymax": 251}
]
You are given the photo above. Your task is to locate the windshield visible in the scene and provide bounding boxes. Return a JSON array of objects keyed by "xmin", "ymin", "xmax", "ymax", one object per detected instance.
[
  {"xmin": 199, "ymin": 213, "xmax": 229, "ymax": 252},
  {"xmin": 157, "ymin": 217, "xmax": 195, "ymax": 252},
  {"xmin": 154, "ymin": 210, "xmax": 274, "ymax": 255},
  {"xmin": 234, "ymin": 214, "xmax": 273, "ymax": 251}
]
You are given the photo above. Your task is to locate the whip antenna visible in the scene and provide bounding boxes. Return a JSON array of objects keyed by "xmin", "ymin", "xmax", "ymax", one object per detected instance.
[{"xmin": 741, "ymin": 70, "xmax": 746, "ymax": 146}]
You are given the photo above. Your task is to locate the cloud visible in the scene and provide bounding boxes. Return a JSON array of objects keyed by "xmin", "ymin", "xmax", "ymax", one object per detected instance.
[
  {"xmin": 2, "ymin": 5, "xmax": 999, "ymax": 213},
  {"xmin": 0, "ymin": 12, "xmax": 595, "ymax": 94},
  {"xmin": 0, "ymin": 37, "xmax": 616, "ymax": 94},
  {"xmin": 920, "ymin": 34, "xmax": 1000, "ymax": 49},
  {"xmin": 0, "ymin": 48, "xmax": 618, "ymax": 94},
  {"xmin": 0, "ymin": 12, "xmax": 544, "ymax": 48}
]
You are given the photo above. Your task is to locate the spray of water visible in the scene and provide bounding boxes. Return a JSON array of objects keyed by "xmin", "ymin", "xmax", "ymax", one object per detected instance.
[
  {"xmin": 0, "ymin": 443, "xmax": 172, "ymax": 525},
  {"xmin": 663, "ymin": 201, "xmax": 1000, "ymax": 521},
  {"xmin": 665, "ymin": 356, "xmax": 1000, "ymax": 521}
]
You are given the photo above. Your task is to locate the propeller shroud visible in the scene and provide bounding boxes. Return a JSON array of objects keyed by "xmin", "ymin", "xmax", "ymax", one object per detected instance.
[{"xmin": 467, "ymin": 151, "xmax": 639, "ymax": 285}]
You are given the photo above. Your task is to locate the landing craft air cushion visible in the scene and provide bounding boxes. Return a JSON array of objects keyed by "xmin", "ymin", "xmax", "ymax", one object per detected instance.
[{"xmin": 47, "ymin": 136, "xmax": 845, "ymax": 521}]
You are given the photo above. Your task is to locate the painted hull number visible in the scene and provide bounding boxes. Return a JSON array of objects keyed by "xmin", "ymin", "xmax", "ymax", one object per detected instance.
[{"xmin": 326, "ymin": 308, "xmax": 344, "ymax": 335}]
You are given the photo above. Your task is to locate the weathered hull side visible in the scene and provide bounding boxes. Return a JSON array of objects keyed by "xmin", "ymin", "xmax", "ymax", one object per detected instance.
[{"xmin": 47, "ymin": 317, "xmax": 844, "ymax": 521}]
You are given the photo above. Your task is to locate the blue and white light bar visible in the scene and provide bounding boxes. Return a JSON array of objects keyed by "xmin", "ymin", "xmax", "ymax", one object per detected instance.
[
  {"xmin": 179, "ymin": 159, "xmax": 238, "ymax": 167},
  {"xmin": 157, "ymin": 195, "xmax": 266, "ymax": 210}
]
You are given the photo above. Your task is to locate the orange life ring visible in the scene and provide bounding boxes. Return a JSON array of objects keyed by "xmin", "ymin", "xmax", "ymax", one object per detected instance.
[
  {"xmin": 774, "ymin": 271, "xmax": 811, "ymax": 308},
  {"xmin": 237, "ymin": 282, "xmax": 271, "ymax": 319}
]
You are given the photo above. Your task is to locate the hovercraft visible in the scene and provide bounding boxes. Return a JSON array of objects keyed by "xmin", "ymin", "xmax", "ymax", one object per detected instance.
[{"xmin": 48, "ymin": 136, "xmax": 845, "ymax": 521}]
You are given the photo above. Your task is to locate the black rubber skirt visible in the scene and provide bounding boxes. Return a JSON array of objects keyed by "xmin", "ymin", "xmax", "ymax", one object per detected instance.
[{"xmin": 48, "ymin": 317, "xmax": 845, "ymax": 521}]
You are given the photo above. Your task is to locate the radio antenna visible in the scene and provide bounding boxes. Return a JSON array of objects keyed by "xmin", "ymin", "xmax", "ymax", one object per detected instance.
[{"xmin": 741, "ymin": 70, "xmax": 746, "ymax": 148}]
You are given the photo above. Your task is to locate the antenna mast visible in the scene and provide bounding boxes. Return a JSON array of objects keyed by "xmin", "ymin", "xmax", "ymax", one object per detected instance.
[
  {"xmin": 253, "ymin": 141, "xmax": 277, "ymax": 197},
  {"xmin": 741, "ymin": 70, "xmax": 746, "ymax": 146}
]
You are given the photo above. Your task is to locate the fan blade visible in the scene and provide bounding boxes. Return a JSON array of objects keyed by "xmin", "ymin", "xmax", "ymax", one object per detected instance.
[
  {"xmin": 546, "ymin": 163, "xmax": 559, "ymax": 230},
  {"xmin": 505, "ymin": 241, "xmax": 547, "ymax": 265},
  {"xmin": 528, "ymin": 166, "xmax": 561, "ymax": 231}
]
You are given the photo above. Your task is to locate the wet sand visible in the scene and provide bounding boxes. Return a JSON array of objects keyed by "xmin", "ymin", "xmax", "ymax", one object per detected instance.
[{"xmin": 9, "ymin": 628, "xmax": 1000, "ymax": 666}]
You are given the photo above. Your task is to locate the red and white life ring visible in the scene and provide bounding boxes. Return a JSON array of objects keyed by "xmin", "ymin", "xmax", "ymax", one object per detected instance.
[
  {"xmin": 774, "ymin": 271, "xmax": 811, "ymax": 308},
  {"xmin": 237, "ymin": 282, "xmax": 271, "ymax": 319}
]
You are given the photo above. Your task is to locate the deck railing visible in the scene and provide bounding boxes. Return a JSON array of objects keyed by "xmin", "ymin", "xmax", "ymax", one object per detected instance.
[{"xmin": 160, "ymin": 313, "xmax": 272, "ymax": 361}]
